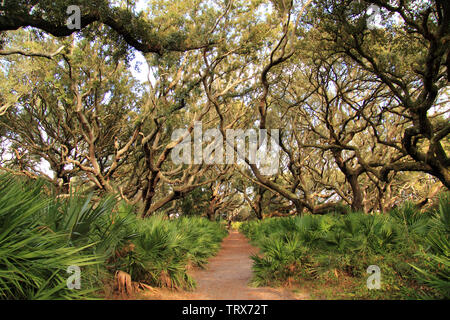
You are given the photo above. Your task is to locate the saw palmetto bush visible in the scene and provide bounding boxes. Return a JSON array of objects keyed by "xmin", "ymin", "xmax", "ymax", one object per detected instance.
[
  {"xmin": 38, "ymin": 191, "xmax": 140, "ymax": 292},
  {"xmin": 0, "ymin": 173, "xmax": 228, "ymax": 298},
  {"xmin": 240, "ymin": 198, "xmax": 448, "ymax": 299},
  {"xmin": 179, "ymin": 216, "xmax": 228, "ymax": 268},
  {"xmin": 389, "ymin": 201, "xmax": 434, "ymax": 242},
  {"xmin": 41, "ymin": 193, "xmax": 138, "ymax": 262},
  {"xmin": 122, "ymin": 216, "xmax": 193, "ymax": 289},
  {"xmin": 0, "ymin": 174, "xmax": 101, "ymax": 299},
  {"xmin": 112, "ymin": 215, "xmax": 227, "ymax": 290},
  {"xmin": 410, "ymin": 194, "xmax": 450, "ymax": 299},
  {"xmin": 250, "ymin": 235, "xmax": 314, "ymax": 287}
]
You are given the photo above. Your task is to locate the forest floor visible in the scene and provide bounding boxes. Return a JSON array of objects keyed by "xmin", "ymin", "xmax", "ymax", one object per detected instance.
[{"xmin": 139, "ymin": 230, "xmax": 309, "ymax": 300}]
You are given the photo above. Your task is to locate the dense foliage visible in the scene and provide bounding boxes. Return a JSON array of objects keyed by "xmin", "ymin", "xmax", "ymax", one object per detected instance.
[
  {"xmin": 1, "ymin": 0, "xmax": 448, "ymax": 220},
  {"xmin": 240, "ymin": 195, "xmax": 450, "ymax": 299},
  {"xmin": 112, "ymin": 215, "xmax": 227, "ymax": 289},
  {"xmin": 0, "ymin": 173, "xmax": 227, "ymax": 299}
]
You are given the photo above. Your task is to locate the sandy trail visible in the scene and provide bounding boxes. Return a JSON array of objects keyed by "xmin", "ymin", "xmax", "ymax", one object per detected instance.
[{"xmin": 141, "ymin": 231, "xmax": 307, "ymax": 300}]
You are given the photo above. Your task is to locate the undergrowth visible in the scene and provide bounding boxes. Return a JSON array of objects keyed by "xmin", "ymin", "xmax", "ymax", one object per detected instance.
[
  {"xmin": 0, "ymin": 173, "xmax": 227, "ymax": 299},
  {"xmin": 240, "ymin": 194, "xmax": 449, "ymax": 300}
]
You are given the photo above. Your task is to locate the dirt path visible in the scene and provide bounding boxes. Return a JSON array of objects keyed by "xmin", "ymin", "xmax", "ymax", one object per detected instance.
[{"xmin": 141, "ymin": 231, "xmax": 308, "ymax": 300}]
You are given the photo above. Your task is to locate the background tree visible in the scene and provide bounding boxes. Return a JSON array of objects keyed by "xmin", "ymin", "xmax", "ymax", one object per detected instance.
[
  {"xmin": 0, "ymin": 0, "xmax": 447, "ymax": 219},
  {"xmin": 0, "ymin": 29, "xmax": 141, "ymax": 193},
  {"xmin": 312, "ymin": 0, "xmax": 449, "ymax": 187}
]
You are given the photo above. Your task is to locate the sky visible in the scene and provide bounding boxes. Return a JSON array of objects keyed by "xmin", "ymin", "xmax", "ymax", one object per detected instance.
[{"xmin": 129, "ymin": 0, "xmax": 152, "ymax": 84}]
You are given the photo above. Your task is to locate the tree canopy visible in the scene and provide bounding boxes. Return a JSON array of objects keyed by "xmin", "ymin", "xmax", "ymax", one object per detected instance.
[{"xmin": 0, "ymin": 0, "xmax": 448, "ymax": 219}]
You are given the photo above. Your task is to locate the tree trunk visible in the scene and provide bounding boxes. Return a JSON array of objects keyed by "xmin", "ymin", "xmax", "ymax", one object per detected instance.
[
  {"xmin": 206, "ymin": 200, "xmax": 217, "ymax": 221},
  {"xmin": 348, "ymin": 174, "xmax": 364, "ymax": 212}
]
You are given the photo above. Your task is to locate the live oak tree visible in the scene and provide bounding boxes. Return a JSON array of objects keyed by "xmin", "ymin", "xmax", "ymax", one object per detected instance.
[
  {"xmin": 0, "ymin": 0, "xmax": 448, "ymax": 218},
  {"xmin": 312, "ymin": 0, "xmax": 450, "ymax": 188},
  {"xmin": 205, "ymin": 173, "xmax": 243, "ymax": 221},
  {"xmin": 131, "ymin": 51, "xmax": 233, "ymax": 217},
  {"xmin": 277, "ymin": 53, "xmax": 403, "ymax": 212},
  {"xmin": 0, "ymin": 0, "xmax": 240, "ymax": 216},
  {"xmin": 0, "ymin": 0, "xmax": 218, "ymax": 55},
  {"xmin": 0, "ymin": 30, "xmax": 141, "ymax": 193},
  {"xmin": 200, "ymin": 0, "xmax": 448, "ymax": 214}
]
